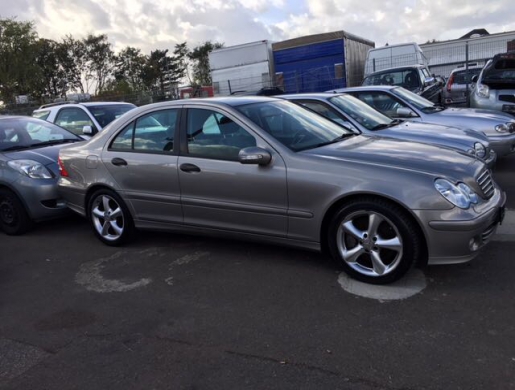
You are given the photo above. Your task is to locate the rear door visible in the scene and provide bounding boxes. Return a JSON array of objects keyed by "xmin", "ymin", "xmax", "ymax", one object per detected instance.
[
  {"xmin": 102, "ymin": 108, "xmax": 183, "ymax": 224},
  {"xmin": 177, "ymin": 106, "xmax": 288, "ymax": 237}
]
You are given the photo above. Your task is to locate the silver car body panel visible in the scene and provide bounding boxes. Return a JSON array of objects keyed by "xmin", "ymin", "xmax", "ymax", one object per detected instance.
[
  {"xmin": 333, "ymin": 86, "xmax": 515, "ymax": 157},
  {"xmin": 58, "ymin": 98, "xmax": 505, "ymax": 266}
]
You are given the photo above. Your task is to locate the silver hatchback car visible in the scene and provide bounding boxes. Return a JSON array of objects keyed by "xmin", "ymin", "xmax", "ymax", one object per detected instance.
[
  {"xmin": 58, "ymin": 98, "xmax": 505, "ymax": 284},
  {"xmin": 0, "ymin": 116, "xmax": 83, "ymax": 234}
]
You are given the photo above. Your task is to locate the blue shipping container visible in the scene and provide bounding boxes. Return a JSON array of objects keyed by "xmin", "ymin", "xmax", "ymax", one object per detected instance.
[{"xmin": 274, "ymin": 39, "xmax": 346, "ymax": 93}]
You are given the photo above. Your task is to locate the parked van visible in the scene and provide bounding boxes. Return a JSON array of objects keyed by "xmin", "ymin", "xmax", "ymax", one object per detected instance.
[{"xmin": 364, "ymin": 42, "xmax": 428, "ymax": 76}]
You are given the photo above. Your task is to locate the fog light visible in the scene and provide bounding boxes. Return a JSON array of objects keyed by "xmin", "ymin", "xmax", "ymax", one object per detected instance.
[{"xmin": 469, "ymin": 237, "xmax": 480, "ymax": 252}]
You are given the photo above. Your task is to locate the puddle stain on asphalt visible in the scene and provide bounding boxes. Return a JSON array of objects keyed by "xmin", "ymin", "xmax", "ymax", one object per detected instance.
[
  {"xmin": 75, "ymin": 250, "xmax": 154, "ymax": 293},
  {"xmin": 165, "ymin": 251, "xmax": 210, "ymax": 286}
]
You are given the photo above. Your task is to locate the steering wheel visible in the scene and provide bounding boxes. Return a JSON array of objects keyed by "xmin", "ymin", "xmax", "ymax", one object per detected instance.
[{"xmin": 291, "ymin": 130, "xmax": 307, "ymax": 145}]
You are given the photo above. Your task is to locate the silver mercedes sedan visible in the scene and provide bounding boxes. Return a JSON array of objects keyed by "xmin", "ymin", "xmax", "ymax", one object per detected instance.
[
  {"xmin": 331, "ymin": 86, "xmax": 515, "ymax": 158},
  {"xmin": 57, "ymin": 97, "xmax": 506, "ymax": 284}
]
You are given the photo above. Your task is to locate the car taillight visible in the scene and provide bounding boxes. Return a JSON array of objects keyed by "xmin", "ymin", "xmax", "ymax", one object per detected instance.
[
  {"xmin": 446, "ymin": 74, "xmax": 454, "ymax": 92},
  {"xmin": 58, "ymin": 157, "xmax": 69, "ymax": 177}
]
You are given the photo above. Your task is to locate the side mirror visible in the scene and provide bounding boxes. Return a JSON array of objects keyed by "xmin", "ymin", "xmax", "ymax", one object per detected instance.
[
  {"xmin": 471, "ymin": 75, "xmax": 478, "ymax": 83},
  {"xmin": 397, "ymin": 107, "xmax": 417, "ymax": 118},
  {"xmin": 238, "ymin": 147, "xmax": 272, "ymax": 166},
  {"xmin": 83, "ymin": 125, "xmax": 94, "ymax": 135},
  {"xmin": 424, "ymin": 76, "xmax": 436, "ymax": 86}
]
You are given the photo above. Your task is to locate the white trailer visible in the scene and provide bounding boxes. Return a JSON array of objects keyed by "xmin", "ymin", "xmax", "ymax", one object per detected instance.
[{"xmin": 209, "ymin": 40, "xmax": 274, "ymax": 96}]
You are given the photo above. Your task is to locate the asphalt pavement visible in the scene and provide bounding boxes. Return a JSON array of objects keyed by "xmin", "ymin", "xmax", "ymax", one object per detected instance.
[{"xmin": 1, "ymin": 155, "xmax": 514, "ymax": 390}]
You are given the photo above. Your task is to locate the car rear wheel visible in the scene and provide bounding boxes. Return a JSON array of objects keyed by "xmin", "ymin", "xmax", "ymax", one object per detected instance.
[
  {"xmin": 0, "ymin": 188, "xmax": 33, "ymax": 235},
  {"xmin": 88, "ymin": 189, "xmax": 134, "ymax": 246},
  {"xmin": 328, "ymin": 198, "xmax": 421, "ymax": 284}
]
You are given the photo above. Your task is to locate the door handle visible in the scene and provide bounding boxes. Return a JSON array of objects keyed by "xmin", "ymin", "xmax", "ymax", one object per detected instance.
[
  {"xmin": 180, "ymin": 163, "xmax": 201, "ymax": 173},
  {"xmin": 111, "ymin": 158, "xmax": 127, "ymax": 166}
]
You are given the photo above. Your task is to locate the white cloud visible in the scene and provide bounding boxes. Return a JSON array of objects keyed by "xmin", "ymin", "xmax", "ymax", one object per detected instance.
[{"xmin": 0, "ymin": 0, "xmax": 514, "ymax": 55}]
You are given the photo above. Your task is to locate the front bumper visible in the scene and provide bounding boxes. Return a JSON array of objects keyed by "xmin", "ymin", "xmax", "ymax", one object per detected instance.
[
  {"xmin": 10, "ymin": 176, "xmax": 69, "ymax": 222},
  {"xmin": 488, "ymin": 133, "xmax": 515, "ymax": 157},
  {"xmin": 414, "ymin": 188, "xmax": 506, "ymax": 265}
]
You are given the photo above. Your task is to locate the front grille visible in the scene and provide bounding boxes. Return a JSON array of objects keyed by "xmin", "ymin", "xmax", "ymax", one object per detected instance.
[
  {"xmin": 481, "ymin": 223, "xmax": 497, "ymax": 243},
  {"xmin": 476, "ymin": 170, "xmax": 495, "ymax": 199},
  {"xmin": 499, "ymin": 95, "xmax": 515, "ymax": 103}
]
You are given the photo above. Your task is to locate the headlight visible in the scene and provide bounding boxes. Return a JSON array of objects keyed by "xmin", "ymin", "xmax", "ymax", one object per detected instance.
[
  {"xmin": 476, "ymin": 83, "xmax": 489, "ymax": 98},
  {"xmin": 7, "ymin": 159, "xmax": 53, "ymax": 179},
  {"xmin": 434, "ymin": 179, "xmax": 479, "ymax": 209},
  {"xmin": 473, "ymin": 142, "xmax": 486, "ymax": 158},
  {"xmin": 495, "ymin": 123, "xmax": 511, "ymax": 133}
]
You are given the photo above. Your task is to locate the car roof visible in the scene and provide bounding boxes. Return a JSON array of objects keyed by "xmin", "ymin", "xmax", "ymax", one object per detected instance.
[
  {"xmin": 35, "ymin": 101, "xmax": 136, "ymax": 110},
  {"xmin": 280, "ymin": 93, "xmax": 339, "ymax": 100},
  {"xmin": 329, "ymin": 86, "xmax": 398, "ymax": 93},
  {"xmin": 365, "ymin": 65, "xmax": 426, "ymax": 76}
]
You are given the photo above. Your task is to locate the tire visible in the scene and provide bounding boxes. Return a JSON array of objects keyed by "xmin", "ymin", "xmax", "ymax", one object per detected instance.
[
  {"xmin": 327, "ymin": 198, "xmax": 421, "ymax": 285},
  {"xmin": 0, "ymin": 188, "xmax": 33, "ymax": 235},
  {"xmin": 88, "ymin": 189, "xmax": 134, "ymax": 246}
]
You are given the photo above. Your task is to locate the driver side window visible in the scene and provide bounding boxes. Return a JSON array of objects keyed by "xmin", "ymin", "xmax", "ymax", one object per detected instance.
[{"xmin": 354, "ymin": 92, "xmax": 405, "ymax": 117}]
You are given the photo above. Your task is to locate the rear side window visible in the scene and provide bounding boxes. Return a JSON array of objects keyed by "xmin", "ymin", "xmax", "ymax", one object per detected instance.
[
  {"xmin": 452, "ymin": 69, "xmax": 481, "ymax": 84},
  {"xmin": 110, "ymin": 109, "xmax": 178, "ymax": 153},
  {"xmin": 32, "ymin": 110, "xmax": 50, "ymax": 120}
]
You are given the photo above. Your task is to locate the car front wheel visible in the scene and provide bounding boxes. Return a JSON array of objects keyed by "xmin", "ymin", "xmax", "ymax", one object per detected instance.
[
  {"xmin": 88, "ymin": 189, "xmax": 134, "ymax": 246},
  {"xmin": 328, "ymin": 198, "xmax": 421, "ymax": 284},
  {"xmin": 0, "ymin": 188, "xmax": 33, "ymax": 235}
]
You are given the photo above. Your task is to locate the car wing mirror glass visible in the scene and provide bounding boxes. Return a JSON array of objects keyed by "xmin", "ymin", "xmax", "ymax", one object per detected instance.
[
  {"xmin": 238, "ymin": 147, "xmax": 272, "ymax": 166},
  {"xmin": 396, "ymin": 107, "xmax": 417, "ymax": 118}
]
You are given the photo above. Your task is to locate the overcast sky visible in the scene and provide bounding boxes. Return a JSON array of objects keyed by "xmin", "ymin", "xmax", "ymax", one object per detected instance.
[{"xmin": 2, "ymin": 0, "xmax": 515, "ymax": 53}]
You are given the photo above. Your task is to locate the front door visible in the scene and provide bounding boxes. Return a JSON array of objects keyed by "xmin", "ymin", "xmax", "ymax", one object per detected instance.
[{"xmin": 178, "ymin": 107, "xmax": 288, "ymax": 237}]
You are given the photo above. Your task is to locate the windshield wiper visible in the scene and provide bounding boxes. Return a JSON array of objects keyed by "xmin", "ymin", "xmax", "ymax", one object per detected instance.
[
  {"xmin": 1, "ymin": 145, "xmax": 32, "ymax": 152},
  {"xmin": 295, "ymin": 133, "xmax": 355, "ymax": 151},
  {"xmin": 421, "ymin": 105, "xmax": 445, "ymax": 113},
  {"xmin": 30, "ymin": 139, "xmax": 81, "ymax": 148},
  {"xmin": 371, "ymin": 123, "xmax": 390, "ymax": 130}
]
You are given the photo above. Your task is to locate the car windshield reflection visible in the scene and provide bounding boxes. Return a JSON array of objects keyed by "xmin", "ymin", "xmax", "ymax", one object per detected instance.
[
  {"xmin": 329, "ymin": 95, "xmax": 392, "ymax": 131},
  {"xmin": 390, "ymin": 87, "xmax": 444, "ymax": 112},
  {"xmin": 236, "ymin": 100, "xmax": 354, "ymax": 151}
]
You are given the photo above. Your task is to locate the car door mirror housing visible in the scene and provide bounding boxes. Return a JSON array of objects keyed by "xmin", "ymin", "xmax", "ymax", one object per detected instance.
[
  {"xmin": 83, "ymin": 125, "xmax": 94, "ymax": 135},
  {"xmin": 396, "ymin": 107, "xmax": 417, "ymax": 118},
  {"xmin": 238, "ymin": 147, "xmax": 272, "ymax": 166},
  {"xmin": 471, "ymin": 75, "xmax": 478, "ymax": 83}
]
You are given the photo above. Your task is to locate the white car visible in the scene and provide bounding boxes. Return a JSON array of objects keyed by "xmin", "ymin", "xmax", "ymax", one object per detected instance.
[{"xmin": 32, "ymin": 101, "xmax": 136, "ymax": 138}]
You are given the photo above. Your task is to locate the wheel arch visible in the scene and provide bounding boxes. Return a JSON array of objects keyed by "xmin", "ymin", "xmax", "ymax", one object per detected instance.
[
  {"xmin": 0, "ymin": 183, "xmax": 33, "ymax": 218},
  {"xmin": 320, "ymin": 192, "xmax": 429, "ymax": 267}
]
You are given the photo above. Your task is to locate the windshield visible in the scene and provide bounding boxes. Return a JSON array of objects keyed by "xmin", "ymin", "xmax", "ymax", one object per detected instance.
[
  {"xmin": 235, "ymin": 100, "xmax": 354, "ymax": 152},
  {"xmin": 0, "ymin": 118, "xmax": 81, "ymax": 152},
  {"xmin": 328, "ymin": 94, "xmax": 393, "ymax": 130},
  {"xmin": 85, "ymin": 104, "xmax": 136, "ymax": 128},
  {"xmin": 390, "ymin": 87, "xmax": 442, "ymax": 112},
  {"xmin": 481, "ymin": 55, "xmax": 515, "ymax": 86}
]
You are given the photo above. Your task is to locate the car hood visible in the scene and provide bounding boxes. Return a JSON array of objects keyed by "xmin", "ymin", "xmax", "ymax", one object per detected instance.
[
  {"xmin": 422, "ymin": 107, "xmax": 515, "ymax": 134},
  {"xmin": 303, "ymin": 134, "xmax": 481, "ymax": 180},
  {"xmin": 4, "ymin": 144, "xmax": 67, "ymax": 176},
  {"xmin": 431, "ymin": 107, "xmax": 515, "ymax": 122},
  {"xmin": 377, "ymin": 121, "xmax": 488, "ymax": 151}
]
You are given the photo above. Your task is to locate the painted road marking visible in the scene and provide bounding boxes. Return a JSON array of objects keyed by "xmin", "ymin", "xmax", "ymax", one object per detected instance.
[
  {"xmin": 338, "ymin": 269, "xmax": 427, "ymax": 301},
  {"xmin": 75, "ymin": 250, "xmax": 153, "ymax": 293}
]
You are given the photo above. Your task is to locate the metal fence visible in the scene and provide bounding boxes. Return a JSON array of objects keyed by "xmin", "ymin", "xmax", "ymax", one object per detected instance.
[
  {"xmin": 423, "ymin": 35, "xmax": 515, "ymax": 78},
  {"xmin": 213, "ymin": 64, "xmax": 366, "ymax": 96}
]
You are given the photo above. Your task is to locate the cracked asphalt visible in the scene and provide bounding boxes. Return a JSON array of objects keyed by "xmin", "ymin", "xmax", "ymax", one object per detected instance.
[{"xmin": 1, "ymin": 155, "xmax": 514, "ymax": 390}]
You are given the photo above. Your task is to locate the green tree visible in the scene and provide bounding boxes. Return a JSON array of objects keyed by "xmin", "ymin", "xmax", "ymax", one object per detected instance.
[
  {"xmin": 84, "ymin": 34, "xmax": 114, "ymax": 95},
  {"xmin": 34, "ymin": 38, "xmax": 67, "ymax": 98},
  {"xmin": 0, "ymin": 18, "xmax": 40, "ymax": 103},
  {"xmin": 114, "ymin": 46, "xmax": 147, "ymax": 91},
  {"xmin": 58, "ymin": 35, "xmax": 88, "ymax": 94},
  {"xmin": 188, "ymin": 41, "xmax": 224, "ymax": 86}
]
